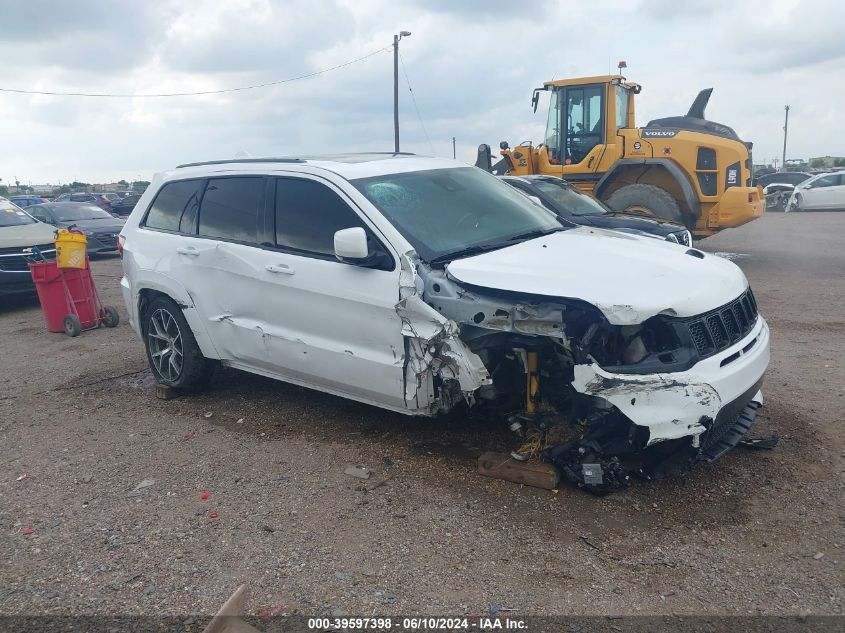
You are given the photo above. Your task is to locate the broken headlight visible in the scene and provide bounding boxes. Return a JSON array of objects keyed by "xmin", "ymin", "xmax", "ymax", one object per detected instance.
[{"xmin": 584, "ymin": 316, "xmax": 698, "ymax": 374}]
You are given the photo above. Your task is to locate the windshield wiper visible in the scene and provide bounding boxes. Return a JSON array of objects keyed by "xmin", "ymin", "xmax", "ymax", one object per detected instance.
[
  {"xmin": 502, "ymin": 226, "xmax": 565, "ymax": 242},
  {"xmin": 429, "ymin": 227, "xmax": 564, "ymax": 266},
  {"xmin": 429, "ymin": 243, "xmax": 507, "ymax": 266}
]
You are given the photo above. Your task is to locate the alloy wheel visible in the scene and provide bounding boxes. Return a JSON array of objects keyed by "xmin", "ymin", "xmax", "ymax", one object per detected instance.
[{"xmin": 147, "ymin": 308, "xmax": 184, "ymax": 381}]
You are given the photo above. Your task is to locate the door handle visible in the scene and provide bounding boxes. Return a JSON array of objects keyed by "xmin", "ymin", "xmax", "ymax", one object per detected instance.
[
  {"xmin": 176, "ymin": 246, "xmax": 199, "ymax": 256},
  {"xmin": 265, "ymin": 263, "xmax": 295, "ymax": 275}
]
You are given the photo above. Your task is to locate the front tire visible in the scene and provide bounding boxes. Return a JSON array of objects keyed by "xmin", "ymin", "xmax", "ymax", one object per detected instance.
[
  {"xmin": 143, "ymin": 296, "xmax": 216, "ymax": 390},
  {"xmin": 605, "ymin": 184, "xmax": 686, "ymax": 226},
  {"xmin": 64, "ymin": 315, "xmax": 82, "ymax": 337}
]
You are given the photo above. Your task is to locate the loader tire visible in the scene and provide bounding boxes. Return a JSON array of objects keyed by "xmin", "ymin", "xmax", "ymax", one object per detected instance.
[{"xmin": 605, "ymin": 184, "xmax": 685, "ymax": 225}]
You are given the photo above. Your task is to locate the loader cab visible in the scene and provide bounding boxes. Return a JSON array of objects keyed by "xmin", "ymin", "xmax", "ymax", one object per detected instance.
[{"xmin": 538, "ymin": 75, "xmax": 638, "ymax": 182}]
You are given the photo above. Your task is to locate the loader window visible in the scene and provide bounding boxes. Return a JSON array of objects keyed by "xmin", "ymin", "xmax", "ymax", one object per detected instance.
[
  {"xmin": 615, "ymin": 86, "xmax": 629, "ymax": 129},
  {"xmin": 564, "ymin": 84, "xmax": 604, "ymax": 165},
  {"xmin": 544, "ymin": 89, "xmax": 561, "ymax": 164}
]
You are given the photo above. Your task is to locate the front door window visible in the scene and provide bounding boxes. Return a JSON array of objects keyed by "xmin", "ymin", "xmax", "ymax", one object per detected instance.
[{"xmin": 564, "ymin": 84, "xmax": 604, "ymax": 165}]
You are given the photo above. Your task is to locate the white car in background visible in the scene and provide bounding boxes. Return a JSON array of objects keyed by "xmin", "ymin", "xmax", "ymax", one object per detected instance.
[
  {"xmin": 119, "ymin": 155, "xmax": 769, "ymax": 492},
  {"xmin": 786, "ymin": 171, "xmax": 845, "ymax": 212}
]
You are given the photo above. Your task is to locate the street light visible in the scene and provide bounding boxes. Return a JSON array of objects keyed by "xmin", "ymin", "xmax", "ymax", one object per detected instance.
[{"xmin": 394, "ymin": 30, "xmax": 411, "ymax": 153}]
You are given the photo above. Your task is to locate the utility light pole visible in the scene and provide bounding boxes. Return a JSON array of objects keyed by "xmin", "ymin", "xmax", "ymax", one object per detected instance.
[
  {"xmin": 393, "ymin": 31, "xmax": 411, "ymax": 153},
  {"xmin": 782, "ymin": 105, "xmax": 790, "ymax": 171}
]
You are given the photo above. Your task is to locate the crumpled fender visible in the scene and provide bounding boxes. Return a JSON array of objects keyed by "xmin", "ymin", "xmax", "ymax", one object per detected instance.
[{"xmin": 396, "ymin": 253, "xmax": 491, "ymax": 412}]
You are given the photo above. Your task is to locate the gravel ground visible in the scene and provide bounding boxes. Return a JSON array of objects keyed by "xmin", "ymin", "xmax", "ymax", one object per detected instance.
[{"xmin": 1, "ymin": 212, "xmax": 842, "ymax": 618}]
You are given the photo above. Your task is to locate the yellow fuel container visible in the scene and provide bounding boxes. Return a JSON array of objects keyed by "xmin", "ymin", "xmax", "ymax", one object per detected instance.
[{"xmin": 55, "ymin": 229, "xmax": 88, "ymax": 269}]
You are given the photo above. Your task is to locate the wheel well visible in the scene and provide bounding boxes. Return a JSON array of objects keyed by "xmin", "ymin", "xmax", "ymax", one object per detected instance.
[
  {"xmin": 138, "ymin": 289, "xmax": 171, "ymax": 326},
  {"xmin": 596, "ymin": 163, "xmax": 698, "ymax": 219}
]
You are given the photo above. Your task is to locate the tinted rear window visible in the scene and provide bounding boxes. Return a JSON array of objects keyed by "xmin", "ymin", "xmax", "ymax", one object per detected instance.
[
  {"xmin": 145, "ymin": 179, "xmax": 205, "ymax": 233},
  {"xmin": 198, "ymin": 177, "xmax": 263, "ymax": 243}
]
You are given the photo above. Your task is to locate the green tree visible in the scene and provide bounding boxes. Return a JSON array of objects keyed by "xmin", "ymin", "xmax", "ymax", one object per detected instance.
[
  {"xmin": 833, "ymin": 158, "xmax": 845, "ymax": 167},
  {"xmin": 810, "ymin": 158, "xmax": 826, "ymax": 168},
  {"xmin": 118, "ymin": 179, "xmax": 128, "ymax": 186},
  {"xmin": 132, "ymin": 180, "xmax": 150, "ymax": 193},
  {"xmin": 0, "ymin": 185, "xmax": 8, "ymax": 196}
]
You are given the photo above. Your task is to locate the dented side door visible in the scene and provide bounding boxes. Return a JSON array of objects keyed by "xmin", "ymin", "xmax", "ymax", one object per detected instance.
[{"xmin": 234, "ymin": 174, "xmax": 409, "ymax": 410}]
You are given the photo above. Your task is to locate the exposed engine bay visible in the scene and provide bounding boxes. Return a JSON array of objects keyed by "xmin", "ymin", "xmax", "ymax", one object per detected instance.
[{"xmin": 397, "ymin": 252, "xmax": 767, "ymax": 494}]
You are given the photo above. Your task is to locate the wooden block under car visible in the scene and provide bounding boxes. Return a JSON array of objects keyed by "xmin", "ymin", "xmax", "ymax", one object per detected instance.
[
  {"xmin": 478, "ymin": 451, "xmax": 560, "ymax": 490},
  {"xmin": 154, "ymin": 383, "xmax": 178, "ymax": 400}
]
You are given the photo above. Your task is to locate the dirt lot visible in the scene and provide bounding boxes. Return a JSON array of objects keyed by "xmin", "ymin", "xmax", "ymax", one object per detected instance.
[{"xmin": 1, "ymin": 212, "xmax": 843, "ymax": 619}]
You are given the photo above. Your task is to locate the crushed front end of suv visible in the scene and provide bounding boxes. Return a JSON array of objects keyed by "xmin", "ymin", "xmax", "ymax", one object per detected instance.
[{"xmin": 120, "ymin": 155, "xmax": 769, "ymax": 493}]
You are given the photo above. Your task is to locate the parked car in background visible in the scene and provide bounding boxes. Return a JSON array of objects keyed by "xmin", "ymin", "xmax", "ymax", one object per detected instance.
[
  {"xmin": 754, "ymin": 171, "xmax": 812, "ymax": 188},
  {"xmin": 501, "ymin": 175, "xmax": 692, "ymax": 245},
  {"xmin": 786, "ymin": 171, "xmax": 845, "ymax": 212},
  {"xmin": 0, "ymin": 198, "xmax": 56, "ymax": 297},
  {"xmin": 9, "ymin": 195, "xmax": 48, "ymax": 208},
  {"xmin": 26, "ymin": 202, "xmax": 124, "ymax": 253},
  {"xmin": 754, "ymin": 171, "xmax": 813, "ymax": 212},
  {"xmin": 119, "ymin": 155, "xmax": 768, "ymax": 492},
  {"xmin": 115, "ymin": 190, "xmax": 136, "ymax": 198},
  {"xmin": 54, "ymin": 192, "xmax": 114, "ymax": 213},
  {"xmin": 111, "ymin": 193, "xmax": 141, "ymax": 216}
]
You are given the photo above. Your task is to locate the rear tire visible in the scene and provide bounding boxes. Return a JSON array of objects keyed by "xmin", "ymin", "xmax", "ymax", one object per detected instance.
[
  {"xmin": 143, "ymin": 296, "xmax": 216, "ymax": 390},
  {"xmin": 605, "ymin": 184, "xmax": 685, "ymax": 225}
]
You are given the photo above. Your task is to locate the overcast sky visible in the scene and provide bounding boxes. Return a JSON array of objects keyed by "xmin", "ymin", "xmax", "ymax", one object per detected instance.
[{"xmin": 1, "ymin": 0, "xmax": 843, "ymax": 185}]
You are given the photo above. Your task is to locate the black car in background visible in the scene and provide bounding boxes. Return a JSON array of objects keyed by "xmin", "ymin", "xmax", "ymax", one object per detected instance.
[
  {"xmin": 500, "ymin": 175, "xmax": 692, "ymax": 245},
  {"xmin": 754, "ymin": 171, "xmax": 812, "ymax": 188},
  {"xmin": 54, "ymin": 192, "xmax": 114, "ymax": 213},
  {"xmin": 25, "ymin": 202, "xmax": 125, "ymax": 253},
  {"xmin": 110, "ymin": 193, "xmax": 141, "ymax": 216}
]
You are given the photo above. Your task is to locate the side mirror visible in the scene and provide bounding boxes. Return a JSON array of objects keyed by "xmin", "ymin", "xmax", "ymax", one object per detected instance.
[
  {"xmin": 334, "ymin": 227, "xmax": 391, "ymax": 270},
  {"xmin": 334, "ymin": 227, "xmax": 370, "ymax": 261}
]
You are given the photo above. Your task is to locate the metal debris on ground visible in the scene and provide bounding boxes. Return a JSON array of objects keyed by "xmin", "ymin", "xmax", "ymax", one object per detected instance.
[
  {"xmin": 738, "ymin": 435, "xmax": 780, "ymax": 450},
  {"xmin": 344, "ymin": 465, "xmax": 371, "ymax": 480},
  {"xmin": 129, "ymin": 478, "xmax": 155, "ymax": 495}
]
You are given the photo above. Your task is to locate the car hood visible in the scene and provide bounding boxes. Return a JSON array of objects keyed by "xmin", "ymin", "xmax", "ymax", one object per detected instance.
[
  {"xmin": 445, "ymin": 227, "xmax": 747, "ymax": 325},
  {"xmin": 0, "ymin": 222, "xmax": 57, "ymax": 248},
  {"xmin": 573, "ymin": 213, "xmax": 680, "ymax": 237},
  {"xmin": 56, "ymin": 218, "xmax": 125, "ymax": 232}
]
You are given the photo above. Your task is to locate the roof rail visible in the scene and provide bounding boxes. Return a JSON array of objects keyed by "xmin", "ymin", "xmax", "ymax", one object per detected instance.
[
  {"xmin": 176, "ymin": 158, "xmax": 305, "ymax": 169},
  {"xmin": 176, "ymin": 152, "xmax": 419, "ymax": 169}
]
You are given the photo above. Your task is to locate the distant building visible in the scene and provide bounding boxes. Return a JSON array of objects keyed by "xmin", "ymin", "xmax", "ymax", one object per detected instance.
[
  {"xmin": 95, "ymin": 182, "xmax": 130, "ymax": 192},
  {"xmin": 808, "ymin": 156, "xmax": 845, "ymax": 168}
]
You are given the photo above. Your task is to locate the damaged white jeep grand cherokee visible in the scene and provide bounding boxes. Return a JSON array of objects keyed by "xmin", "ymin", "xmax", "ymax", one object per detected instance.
[{"xmin": 120, "ymin": 154, "xmax": 769, "ymax": 492}]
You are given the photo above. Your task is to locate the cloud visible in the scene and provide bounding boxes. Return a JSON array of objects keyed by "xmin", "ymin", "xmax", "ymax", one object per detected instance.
[{"xmin": 0, "ymin": 0, "xmax": 843, "ymax": 184}]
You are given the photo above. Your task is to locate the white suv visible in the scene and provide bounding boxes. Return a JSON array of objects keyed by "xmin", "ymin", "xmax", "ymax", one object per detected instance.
[{"xmin": 120, "ymin": 155, "xmax": 769, "ymax": 492}]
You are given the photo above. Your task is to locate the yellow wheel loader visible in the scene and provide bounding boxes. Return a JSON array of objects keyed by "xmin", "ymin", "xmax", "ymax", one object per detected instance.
[{"xmin": 476, "ymin": 75, "xmax": 765, "ymax": 237}]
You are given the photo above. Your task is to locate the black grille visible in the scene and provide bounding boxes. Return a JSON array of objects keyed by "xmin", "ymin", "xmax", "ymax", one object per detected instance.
[{"xmin": 686, "ymin": 288, "xmax": 758, "ymax": 359}]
